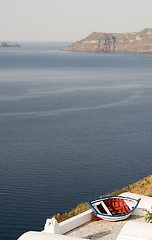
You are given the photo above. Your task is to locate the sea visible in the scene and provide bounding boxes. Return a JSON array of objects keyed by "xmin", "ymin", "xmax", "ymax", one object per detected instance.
[{"xmin": 0, "ymin": 42, "xmax": 152, "ymax": 240}]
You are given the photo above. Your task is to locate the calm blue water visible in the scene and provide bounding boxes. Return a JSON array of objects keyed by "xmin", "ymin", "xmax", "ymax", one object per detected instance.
[{"xmin": 0, "ymin": 42, "xmax": 152, "ymax": 239}]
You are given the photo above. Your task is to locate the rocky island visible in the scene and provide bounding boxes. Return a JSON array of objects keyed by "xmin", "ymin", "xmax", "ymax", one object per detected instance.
[
  {"xmin": 61, "ymin": 28, "xmax": 152, "ymax": 53},
  {"xmin": 0, "ymin": 42, "xmax": 20, "ymax": 47}
]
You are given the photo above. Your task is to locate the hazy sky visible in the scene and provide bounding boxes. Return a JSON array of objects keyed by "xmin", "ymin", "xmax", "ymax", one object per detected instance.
[{"xmin": 0, "ymin": 0, "xmax": 152, "ymax": 42}]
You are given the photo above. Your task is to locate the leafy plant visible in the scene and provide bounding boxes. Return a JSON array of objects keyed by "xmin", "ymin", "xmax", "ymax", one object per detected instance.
[{"xmin": 143, "ymin": 206, "xmax": 152, "ymax": 223}]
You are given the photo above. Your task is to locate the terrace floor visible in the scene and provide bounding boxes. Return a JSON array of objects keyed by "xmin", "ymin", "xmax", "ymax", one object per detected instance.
[{"xmin": 66, "ymin": 215, "xmax": 145, "ymax": 240}]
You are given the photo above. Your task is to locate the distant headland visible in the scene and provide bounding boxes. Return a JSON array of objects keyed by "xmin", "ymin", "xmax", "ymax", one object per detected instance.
[
  {"xmin": 61, "ymin": 28, "xmax": 152, "ymax": 53},
  {"xmin": 0, "ymin": 42, "xmax": 21, "ymax": 47}
]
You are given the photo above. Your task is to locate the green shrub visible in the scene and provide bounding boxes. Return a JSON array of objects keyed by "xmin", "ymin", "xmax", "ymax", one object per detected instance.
[{"xmin": 143, "ymin": 206, "xmax": 152, "ymax": 223}]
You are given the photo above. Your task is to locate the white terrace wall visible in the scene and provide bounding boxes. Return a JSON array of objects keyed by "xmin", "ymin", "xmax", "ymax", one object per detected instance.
[
  {"xmin": 44, "ymin": 209, "xmax": 93, "ymax": 234},
  {"xmin": 18, "ymin": 232, "xmax": 86, "ymax": 240}
]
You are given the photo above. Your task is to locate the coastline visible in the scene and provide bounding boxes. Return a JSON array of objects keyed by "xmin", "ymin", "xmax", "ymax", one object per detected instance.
[
  {"xmin": 61, "ymin": 28, "xmax": 152, "ymax": 53},
  {"xmin": 0, "ymin": 41, "xmax": 20, "ymax": 47}
]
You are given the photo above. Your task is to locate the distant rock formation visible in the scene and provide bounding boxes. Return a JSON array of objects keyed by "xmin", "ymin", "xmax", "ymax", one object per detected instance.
[
  {"xmin": 61, "ymin": 28, "xmax": 152, "ymax": 52},
  {"xmin": 0, "ymin": 42, "xmax": 20, "ymax": 47}
]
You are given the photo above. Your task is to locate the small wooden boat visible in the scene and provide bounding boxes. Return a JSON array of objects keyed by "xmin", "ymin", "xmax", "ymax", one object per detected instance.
[{"xmin": 88, "ymin": 196, "xmax": 141, "ymax": 221}]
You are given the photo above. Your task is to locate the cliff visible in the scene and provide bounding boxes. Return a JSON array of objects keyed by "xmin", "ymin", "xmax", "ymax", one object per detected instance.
[
  {"xmin": 52, "ymin": 175, "xmax": 152, "ymax": 222},
  {"xmin": 0, "ymin": 42, "xmax": 20, "ymax": 47},
  {"xmin": 61, "ymin": 28, "xmax": 152, "ymax": 52}
]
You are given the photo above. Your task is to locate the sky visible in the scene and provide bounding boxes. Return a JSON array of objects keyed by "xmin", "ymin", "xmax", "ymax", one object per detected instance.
[{"xmin": 0, "ymin": 0, "xmax": 152, "ymax": 42}]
